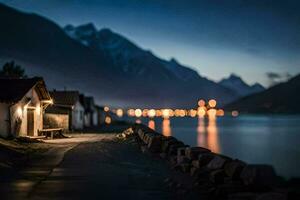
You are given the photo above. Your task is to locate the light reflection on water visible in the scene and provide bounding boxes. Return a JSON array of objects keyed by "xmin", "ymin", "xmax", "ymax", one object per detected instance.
[
  {"xmin": 197, "ymin": 117, "xmax": 220, "ymax": 153},
  {"xmin": 162, "ymin": 118, "xmax": 171, "ymax": 136},
  {"xmin": 148, "ymin": 116, "xmax": 220, "ymax": 153},
  {"xmin": 148, "ymin": 120, "xmax": 155, "ymax": 130}
]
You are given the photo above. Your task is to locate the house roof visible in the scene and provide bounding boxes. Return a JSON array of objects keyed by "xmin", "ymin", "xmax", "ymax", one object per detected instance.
[
  {"xmin": 0, "ymin": 77, "xmax": 51, "ymax": 103},
  {"xmin": 50, "ymin": 90, "xmax": 80, "ymax": 107},
  {"xmin": 95, "ymin": 105, "xmax": 104, "ymax": 110},
  {"xmin": 45, "ymin": 105, "xmax": 70, "ymax": 115}
]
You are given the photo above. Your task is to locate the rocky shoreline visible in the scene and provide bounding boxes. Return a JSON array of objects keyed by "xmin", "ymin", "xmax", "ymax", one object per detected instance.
[{"xmin": 119, "ymin": 124, "xmax": 300, "ymax": 200}]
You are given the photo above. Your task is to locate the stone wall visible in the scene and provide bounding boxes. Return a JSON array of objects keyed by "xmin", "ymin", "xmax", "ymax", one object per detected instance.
[{"xmin": 118, "ymin": 124, "xmax": 298, "ymax": 200}]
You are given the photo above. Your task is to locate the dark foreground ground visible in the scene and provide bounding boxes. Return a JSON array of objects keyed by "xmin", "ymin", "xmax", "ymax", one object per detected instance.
[
  {"xmin": 0, "ymin": 133, "xmax": 181, "ymax": 200},
  {"xmin": 31, "ymin": 137, "xmax": 173, "ymax": 200}
]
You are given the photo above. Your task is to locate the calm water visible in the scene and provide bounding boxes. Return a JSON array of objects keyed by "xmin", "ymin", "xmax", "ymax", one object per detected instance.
[{"xmin": 136, "ymin": 115, "xmax": 300, "ymax": 178}]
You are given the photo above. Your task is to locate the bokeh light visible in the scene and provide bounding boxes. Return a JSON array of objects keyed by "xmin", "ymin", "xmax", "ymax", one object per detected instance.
[
  {"xmin": 148, "ymin": 109, "xmax": 156, "ymax": 118},
  {"xmin": 208, "ymin": 99, "xmax": 217, "ymax": 108},
  {"xmin": 198, "ymin": 99, "xmax": 206, "ymax": 107},
  {"xmin": 232, "ymin": 110, "xmax": 239, "ymax": 117},
  {"xmin": 105, "ymin": 116, "xmax": 111, "ymax": 124},
  {"xmin": 135, "ymin": 109, "xmax": 142, "ymax": 117},
  {"xmin": 116, "ymin": 109, "xmax": 123, "ymax": 117}
]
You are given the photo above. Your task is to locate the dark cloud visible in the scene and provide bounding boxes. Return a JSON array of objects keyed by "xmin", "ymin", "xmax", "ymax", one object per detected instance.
[
  {"xmin": 266, "ymin": 72, "xmax": 281, "ymax": 79},
  {"xmin": 266, "ymin": 72, "xmax": 292, "ymax": 86}
]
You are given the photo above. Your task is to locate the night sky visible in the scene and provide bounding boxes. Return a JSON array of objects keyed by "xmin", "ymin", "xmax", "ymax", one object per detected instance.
[{"xmin": 1, "ymin": 0, "xmax": 300, "ymax": 87}]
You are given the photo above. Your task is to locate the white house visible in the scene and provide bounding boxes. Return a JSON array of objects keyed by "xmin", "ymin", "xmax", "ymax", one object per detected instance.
[
  {"xmin": 46, "ymin": 90, "xmax": 84, "ymax": 130},
  {"xmin": 79, "ymin": 95, "xmax": 98, "ymax": 127},
  {"xmin": 0, "ymin": 77, "xmax": 52, "ymax": 138}
]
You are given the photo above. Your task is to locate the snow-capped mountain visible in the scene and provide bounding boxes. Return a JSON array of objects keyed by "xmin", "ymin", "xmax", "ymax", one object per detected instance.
[
  {"xmin": 64, "ymin": 24, "xmax": 204, "ymax": 82},
  {"xmin": 219, "ymin": 74, "xmax": 265, "ymax": 97},
  {"xmin": 63, "ymin": 23, "xmax": 243, "ymax": 106},
  {"xmin": 163, "ymin": 58, "xmax": 201, "ymax": 81}
]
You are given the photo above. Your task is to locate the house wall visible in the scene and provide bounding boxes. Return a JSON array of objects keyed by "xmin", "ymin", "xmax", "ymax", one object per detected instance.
[
  {"xmin": 44, "ymin": 113, "xmax": 69, "ymax": 131},
  {"xmin": 84, "ymin": 113, "xmax": 91, "ymax": 127},
  {"xmin": 71, "ymin": 101, "xmax": 84, "ymax": 130},
  {"xmin": 0, "ymin": 103, "xmax": 10, "ymax": 138},
  {"xmin": 10, "ymin": 88, "xmax": 43, "ymax": 137},
  {"xmin": 98, "ymin": 110, "xmax": 106, "ymax": 125},
  {"xmin": 92, "ymin": 111, "xmax": 98, "ymax": 126}
]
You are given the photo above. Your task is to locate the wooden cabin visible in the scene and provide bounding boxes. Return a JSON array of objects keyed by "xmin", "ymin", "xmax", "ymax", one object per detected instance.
[{"xmin": 0, "ymin": 77, "xmax": 52, "ymax": 138}]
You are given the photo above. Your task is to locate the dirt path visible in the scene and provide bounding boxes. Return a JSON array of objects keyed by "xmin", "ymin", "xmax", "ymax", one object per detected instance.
[{"xmin": 1, "ymin": 134, "xmax": 174, "ymax": 200}]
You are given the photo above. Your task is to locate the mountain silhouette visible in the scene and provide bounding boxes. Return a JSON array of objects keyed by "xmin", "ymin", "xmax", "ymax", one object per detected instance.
[{"xmin": 0, "ymin": 3, "xmax": 238, "ymax": 108}]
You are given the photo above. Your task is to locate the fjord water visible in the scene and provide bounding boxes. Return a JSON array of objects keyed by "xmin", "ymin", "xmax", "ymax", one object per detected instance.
[{"xmin": 142, "ymin": 115, "xmax": 300, "ymax": 178}]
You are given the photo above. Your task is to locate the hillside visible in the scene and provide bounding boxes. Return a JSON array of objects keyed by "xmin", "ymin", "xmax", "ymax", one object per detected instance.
[{"xmin": 225, "ymin": 74, "xmax": 300, "ymax": 113}]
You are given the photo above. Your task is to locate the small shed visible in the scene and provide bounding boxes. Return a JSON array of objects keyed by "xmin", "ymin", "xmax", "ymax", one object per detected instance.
[
  {"xmin": 45, "ymin": 91, "xmax": 84, "ymax": 130},
  {"xmin": 43, "ymin": 105, "xmax": 69, "ymax": 131},
  {"xmin": 0, "ymin": 77, "xmax": 52, "ymax": 138}
]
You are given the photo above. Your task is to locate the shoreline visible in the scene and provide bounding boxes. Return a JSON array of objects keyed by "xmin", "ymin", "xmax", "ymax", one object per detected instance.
[
  {"xmin": 134, "ymin": 116, "xmax": 300, "ymax": 179},
  {"xmin": 126, "ymin": 123, "xmax": 300, "ymax": 199}
]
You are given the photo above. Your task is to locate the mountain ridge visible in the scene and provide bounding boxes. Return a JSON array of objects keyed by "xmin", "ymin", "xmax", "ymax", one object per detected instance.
[
  {"xmin": 64, "ymin": 23, "xmax": 203, "ymax": 82},
  {"xmin": 0, "ymin": 3, "xmax": 238, "ymax": 107},
  {"xmin": 219, "ymin": 73, "xmax": 265, "ymax": 97},
  {"xmin": 225, "ymin": 74, "xmax": 300, "ymax": 113}
]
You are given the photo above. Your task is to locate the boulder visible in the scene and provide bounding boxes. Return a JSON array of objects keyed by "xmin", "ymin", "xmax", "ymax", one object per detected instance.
[
  {"xmin": 177, "ymin": 147, "xmax": 186, "ymax": 157},
  {"xmin": 161, "ymin": 138, "xmax": 178, "ymax": 153},
  {"xmin": 228, "ymin": 192, "xmax": 257, "ymax": 200},
  {"xmin": 168, "ymin": 155, "xmax": 178, "ymax": 166},
  {"xmin": 159, "ymin": 153, "xmax": 167, "ymax": 159},
  {"xmin": 143, "ymin": 134, "xmax": 149, "ymax": 144},
  {"xmin": 240, "ymin": 165, "xmax": 277, "ymax": 187},
  {"xmin": 145, "ymin": 134, "xmax": 151, "ymax": 144},
  {"xmin": 137, "ymin": 129, "xmax": 144, "ymax": 138},
  {"xmin": 190, "ymin": 166, "xmax": 199, "ymax": 176},
  {"xmin": 143, "ymin": 132, "xmax": 158, "ymax": 144},
  {"xmin": 214, "ymin": 183, "xmax": 249, "ymax": 198},
  {"xmin": 197, "ymin": 153, "xmax": 216, "ymax": 168},
  {"xmin": 177, "ymin": 155, "xmax": 190, "ymax": 165},
  {"xmin": 123, "ymin": 128, "xmax": 134, "ymax": 136},
  {"xmin": 210, "ymin": 169, "xmax": 226, "ymax": 184},
  {"xmin": 180, "ymin": 163, "xmax": 191, "ymax": 173},
  {"xmin": 138, "ymin": 131, "xmax": 146, "ymax": 143},
  {"xmin": 185, "ymin": 147, "xmax": 211, "ymax": 160},
  {"xmin": 207, "ymin": 155, "xmax": 231, "ymax": 170},
  {"xmin": 256, "ymin": 192, "xmax": 286, "ymax": 200},
  {"xmin": 191, "ymin": 160, "xmax": 201, "ymax": 168},
  {"xmin": 162, "ymin": 136, "xmax": 176, "ymax": 142},
  {"xmin": 140, "ymin": 145, "xmax": 148, "ymax": 153},
  {"xmin": 224, "ymin": 160, "xmax": 247, "ymax": 180},
  {"xmin": 142, "ymin": 134, "xmax": 147, "ymax": 142},
  {"xmin": 193, "ymin": 168, "xmax": 212, "ymax": 180},
  {"xmin": 167, "ymin": 142, "xmax": 186, "ymax": 156},
  {"xmin": 147, "ymin": 135, "xmax": 162, "ymax": 153}
]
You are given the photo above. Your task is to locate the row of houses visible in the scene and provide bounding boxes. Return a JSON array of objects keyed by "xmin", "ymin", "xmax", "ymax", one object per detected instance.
[
  {"xmin": 0, "ymin": 77, "xmax": 106, "ymax": 138},
  {"xmin": 44, "ymin": 90, "xmax": 106, "ymax": 131}
]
